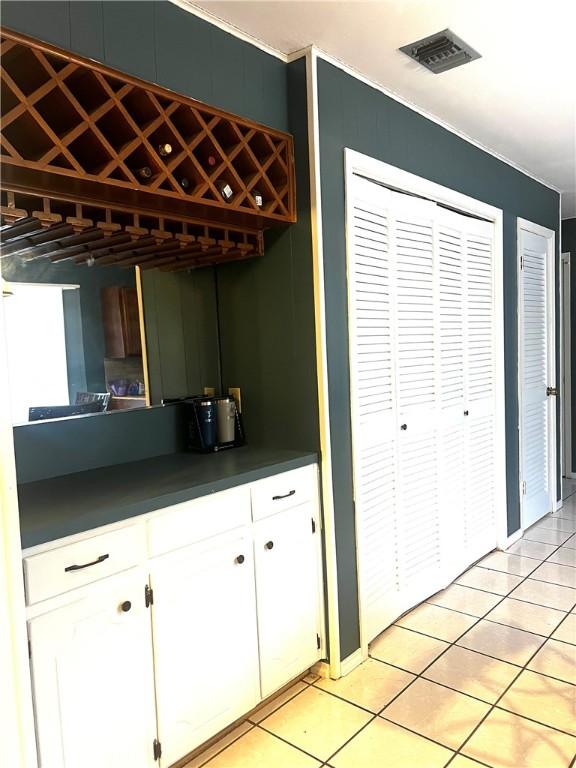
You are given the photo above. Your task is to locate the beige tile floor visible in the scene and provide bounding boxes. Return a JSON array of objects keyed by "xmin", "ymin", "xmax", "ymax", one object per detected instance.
[{"xmin": 185, "ymin": 489, "xmax": 576, "ymax": 768}]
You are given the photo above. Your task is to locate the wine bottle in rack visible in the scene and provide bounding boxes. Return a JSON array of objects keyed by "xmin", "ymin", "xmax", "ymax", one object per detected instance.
[
  {"xmin": 216, "ymin": 180, "xmax": 234, "ymax": 202},
  {"xmin": 134, "ymin": 166, "xmax": 153, "ymax": 180},
  {"xmin": 179, "ymin": 177, "xmax": 191, "ymax": 190},
  {"xmin": 252, "ymin": 189, "xmax": 263, "ymax": 208},
  {"xmin": 158, "ymin": 143, "xmax": 173, "ymax": 157}
]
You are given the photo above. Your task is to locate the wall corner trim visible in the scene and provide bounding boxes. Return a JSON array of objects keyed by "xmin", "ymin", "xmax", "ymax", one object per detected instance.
[{"xmin": 305, "ymin": 48, "xmax": 342, "ymax": 678}]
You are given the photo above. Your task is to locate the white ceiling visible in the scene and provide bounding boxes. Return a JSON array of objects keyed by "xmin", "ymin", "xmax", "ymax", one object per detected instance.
[{"xmin": 183, "ymin": 0, "xmax": 576, "ymax": 218}]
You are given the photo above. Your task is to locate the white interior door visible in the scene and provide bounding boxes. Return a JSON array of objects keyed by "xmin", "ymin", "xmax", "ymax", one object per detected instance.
[{"xmin": 519, "ymin": 221, "xmax": 556, "ymax": 528}]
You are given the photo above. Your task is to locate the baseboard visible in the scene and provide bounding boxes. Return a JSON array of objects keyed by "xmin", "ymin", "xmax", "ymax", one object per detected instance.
[
  {"xmin": 554, "ymin": 498, "xmax": 563, "ymax": 512},
  {"xmin": 310, "ymin": 660, "xmax": 331, "ymax": 679},
  {"xmin": 339, "ymin": 648, "xmax": 364, "ymax": 677},
  {"xmin": 498, "ymin": 528, "xmax": 524, "ymax": 550}
]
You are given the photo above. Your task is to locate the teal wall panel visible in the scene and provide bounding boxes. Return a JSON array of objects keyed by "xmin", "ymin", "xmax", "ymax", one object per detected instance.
[
  {"xmin": 3, "ymin": 2, "xmax": 316, "ymax": 481},
  {"xmin": 140, "ymin": 269, "xmax": 220, "ymax": 403},
  {"xmin": 316, "ymin": 58, "xmax": 560, "ymax": 659}
]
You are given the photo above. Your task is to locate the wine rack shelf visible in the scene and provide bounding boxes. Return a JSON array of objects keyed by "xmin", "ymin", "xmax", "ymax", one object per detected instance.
[
  {"xmin": 0, "ymin": 189, "xmax": 263, "ymax": 272},
  {"xmin": 0, "ymin": 29, "xmax": 296, "ymax": 230}
]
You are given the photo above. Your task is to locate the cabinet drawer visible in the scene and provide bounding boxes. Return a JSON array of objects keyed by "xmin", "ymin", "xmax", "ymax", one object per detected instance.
[
  {"xmin": 24, "ymin": 525, "xmax": 147, "ymax": 605},
  {"xmin": 250, "ymin": 465, "xmax": 317, "ymax": 522},
  {"xmin": 147, "ymin": 486, "xmax": 251, "ymax": 558}
]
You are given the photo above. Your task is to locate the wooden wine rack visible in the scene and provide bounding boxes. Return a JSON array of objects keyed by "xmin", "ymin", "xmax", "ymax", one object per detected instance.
[
  {"xmin": 0, "ymin": 189, "xmax": 263, "ymax": 271},
  {"xmin": 0, "ymin": 29, "xmax": 296, "ymax": 231}
]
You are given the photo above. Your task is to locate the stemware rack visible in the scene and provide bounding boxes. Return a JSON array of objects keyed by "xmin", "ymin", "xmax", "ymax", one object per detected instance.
[
  {"xmin": 0, "ymin": 28, "xmax": 296, "ymax": 237},
  {"xmin": 0, "ymin": 189, "xmax": 263, "ymax": 271}
]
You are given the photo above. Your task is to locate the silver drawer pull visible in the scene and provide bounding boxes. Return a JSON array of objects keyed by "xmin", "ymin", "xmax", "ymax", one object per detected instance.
[
  {"xmin": 64, "ymin": 554, "xmax": 109, "ymax": 572},
  {"xmin": 272, "ymin": 489, "xmax": 296, "ymax": 501}
]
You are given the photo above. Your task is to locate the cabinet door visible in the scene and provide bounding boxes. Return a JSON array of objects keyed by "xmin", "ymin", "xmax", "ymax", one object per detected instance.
[
  {"xmin": 151, "ymin": 528, "xmax": 260, "ymax": 767},
  {"xmin": 254, "ymin": 504, "xmax": 321, "ymax": 698},
  {"xmin": 101, "ymin": 286, "xmax": 141, "ymax": 358},
  {"xmin": 29, "ymin": 569, "xmax": 157, "ymax": 768}
]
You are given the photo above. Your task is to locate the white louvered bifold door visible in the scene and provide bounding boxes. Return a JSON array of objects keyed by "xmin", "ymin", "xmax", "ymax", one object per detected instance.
[
  {"xmin": 391, "ymin": 193, "xmax": 446, "ymax": 612},
  {"xmin": 347, "ymin": 176, "xmax": 399, "ymax": 641},
  {"xmin": 462, "ymin": 217, "xmax": 498, "ymax": 560},
  {"xmin": 348, "ymin": 175, "xmax": 499, "ymax": 646},
  {"xmin": 436, "ymin": 208, "xmax": 466, "ymax": 572},
  {"xmin": 520, "ymin": 228, "xmax": 552, "ymax": 527}
]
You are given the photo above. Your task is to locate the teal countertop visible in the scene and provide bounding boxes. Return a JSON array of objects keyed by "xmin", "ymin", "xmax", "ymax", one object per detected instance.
[{"xmin": 18, "ymin": 446, "xmax": 318, "ymax": 550}]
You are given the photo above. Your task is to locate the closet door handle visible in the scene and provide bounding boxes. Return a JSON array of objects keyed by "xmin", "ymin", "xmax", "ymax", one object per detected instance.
[
  {"xmin": 235, "ymin": 554, "xmax": 245, "ymax": 564},
  {"xmin": 64, "ymin": 554, "xmax": 109, "ymax": 572},
  {"xmin": 400, "ymin": 424, "xmax": 407, "ymax": 431},
  {"xmin": 265, "ymin": 541, "xmax": 274, "ymax": 550},
  {"xmin": 272, "ymin": 490, "xmax": 296, "ymax": 501},
  {"xmin": 120, "ymin": 601, "xmax": 132, "ymax": 613},
  {"xmin": 464, "ymin": 410, "xmax": 469, "ymax": 416}
]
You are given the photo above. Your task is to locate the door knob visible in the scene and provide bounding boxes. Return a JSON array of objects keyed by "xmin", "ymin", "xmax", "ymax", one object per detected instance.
[
  {"xmin": 400, "ymin": 424, "xmax": 407, "ymax": 431},
  {"xmin": 265, "ymin": 541, "xmax": 274, "ymax": 550},
  {"xmin": 546, "ymin": 387, "xmax": 558, "ymax": 397},
  {"xmin": 235, "ymin": 554, "xmax": 245, "ymax": 564},
  {"xmin": 120, "ymin": 601, "xmax": 132, "ymax": 612}
]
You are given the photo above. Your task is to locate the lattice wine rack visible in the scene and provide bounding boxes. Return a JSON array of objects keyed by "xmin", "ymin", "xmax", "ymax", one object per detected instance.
[
  {"xmin": 0, "ymin": 29, "xmax": 296, "ymax": 234},
  {"xmin": 0, "ymin": 190, "xmax": 263, "ymax": 271}
]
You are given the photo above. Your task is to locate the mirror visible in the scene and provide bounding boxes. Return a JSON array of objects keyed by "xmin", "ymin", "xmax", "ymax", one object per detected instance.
[{"xmin": 1, "ymin": 253, "xmax": 148, "ymax": 425}]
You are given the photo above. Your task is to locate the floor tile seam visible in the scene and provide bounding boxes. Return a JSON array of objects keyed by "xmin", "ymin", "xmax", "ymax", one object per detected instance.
[
  {"xmin": 522, "ymin": 666, "xmax": 576, "ymax": 687},
  {"xmin": 255, "ymin": 719, "xmax": 359, "ymax": 765},
  {"xmin": 455, "ymin": 582, "xmax": 521, "ymax": 598},
  {"xmin": 480, "ymin": 614, "xmax": 568, "ymax": 639},
  {"xmin": 547, "ymin": 557, "xmax": 576, "ymax": 567},
  {"xmin": 523, "ymin": 535, "xmax": 574, "ymax": 546},
  {"xmin": 377, "ymin": 712, "xmax": 482, "ymax": 755},
  {"xmin": 424, "ymin": 599, "xmax": 492, "ymax": 620},
  {"xmin": 492, "ymin": 703, "xmax": 576, "ymax": 739},
  {"xmin": 443, "ymin": 751, "xmax": 494, "ymax": 768},
  {"xmin": 498, "ymin": 593, "xmax": 576, "ymax": 613},
  {"xmin": 528, "ymin": 574, "xmax": 576, "ymax": 590},
  {"xmin": 448, "ymin": 567, "xmax": 576, "ymax": 763},
  {"xmin": 391, "ymin": 612, "xmax": 560, "ymax": 646},
  {"xmin": 247, "ymin": 683, "xmax": 311, "ymax": 725},
  {"xmin": 316, "ymin": 710, "xmax": 382, "ymax": 765},
  {"xmin": 534, "ymin": 524, "xmax": 576, "ymax": 534},
  {"xmin": 195, "ymin": 721, "xmax": 257, "ymax": 768},
  {"xmin": 312, "ymin": 667, "xmax": 419, "ymax": 716},
  {"xmin": 476, "ymin": 563, "xmax": 546, "ymax": 578}
]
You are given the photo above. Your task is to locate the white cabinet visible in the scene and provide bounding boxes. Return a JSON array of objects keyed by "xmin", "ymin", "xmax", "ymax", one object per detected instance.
[
  {"xmin": 28, "ymin": 568, "xmax": 157, "ymax": 768},
  {"xmin": 254, "ymin": 504, "xmax": 322, "ymax": 698},
  {"xmin": 25, "ymin": 464, "xmax": 323, "ymax": 768},
  {"xmin": 150, "ymin": 528, "xmax": 260, "ymax": 767}
]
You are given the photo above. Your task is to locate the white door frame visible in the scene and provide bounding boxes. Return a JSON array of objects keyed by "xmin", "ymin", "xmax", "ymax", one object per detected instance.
[
  {"xmin": 344, "ymin": 149, "xmax": 507, "ymax": 660},
  {"xmin": 0, "ymin": 270, "xmax": 38, "ymax": 766},
  {"xmin": 517, "ymin": 218, "xmax": 558, "ymax": 526},
  {"xmin": 561, "ymin": 253, "xmax": 574, "ymax": 481}
]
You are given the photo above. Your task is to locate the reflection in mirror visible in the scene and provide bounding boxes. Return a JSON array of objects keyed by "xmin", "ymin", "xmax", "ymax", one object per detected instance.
[{"xmin": 2, "ymin": 253, "xmax": 147, "ymax": 425}]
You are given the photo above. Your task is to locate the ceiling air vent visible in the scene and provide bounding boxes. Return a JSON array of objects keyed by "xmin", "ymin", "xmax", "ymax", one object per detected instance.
[{"xmin": 400, "ymin": 29, "xmax": 481, "ymax": 74}]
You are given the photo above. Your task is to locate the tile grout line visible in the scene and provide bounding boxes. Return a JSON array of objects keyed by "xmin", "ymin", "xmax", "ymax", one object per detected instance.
[
  {"xmin": 440, "ymin": 531, "xmax": 576, "ymax": 765},
  {"xmin": 321, "ymin": 524, "xmax": 576, "ymax": 767},
  {"xmin": 369, "ymin": 533, "xmax": 575, "ymax": 765},
  {"xmin": 195, "ymin": 521, "xmax": 575, "ymax": 767}
]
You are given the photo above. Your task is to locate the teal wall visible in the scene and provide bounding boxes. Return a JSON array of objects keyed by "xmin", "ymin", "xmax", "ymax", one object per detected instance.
[
  {"xmin": 562, "ymin": 218, "xmax": 576, "ymax": 472},
  {"xmin": 140, "ymin": 269, "xmax": 220, "ymax": 404},
  {"xmin": 316, "ymin": 58, "xmax": 561, "ymax": 659},
  {"xmin": 4, "ymin": 2, "xmax": 319, "ymax": 470}
]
